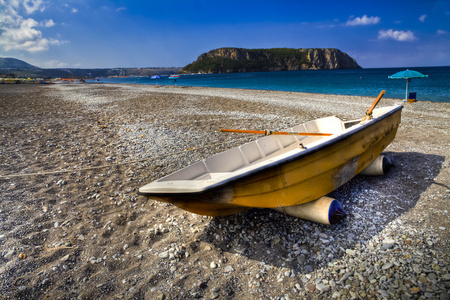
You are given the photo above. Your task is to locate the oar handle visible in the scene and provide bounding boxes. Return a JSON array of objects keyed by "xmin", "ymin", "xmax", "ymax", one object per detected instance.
[
  {"xmin": 362, "ymin": 90, "xmax": 385, "ymax": 121},
  {"xmin": 220, "ymin": 129, "xmax": 332, "ymax": 136},
  {"xmin": 220, "ymin": 129, "xmax": 266, "ymax": 135}
]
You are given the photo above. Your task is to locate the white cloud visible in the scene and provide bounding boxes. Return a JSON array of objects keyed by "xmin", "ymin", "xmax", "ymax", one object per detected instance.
[
  {"xmin": 101, "ymin": 6, "xmax": 126, "ymax": 12},
  {"xmin": 0, "ymin": 0, "xmax": 63, "ymax": 52},
  {"xmin": 419, "ymin": 14, "xmax": 427, "ymax": 22},
  {"xmin": 23, "ymin": 0, "xmax": 44, "ymax": 14},
  {"xmin": 378, "ymin": 29, "xmax": 417, "ymax": 41},
  {"xmin": 346, "ymin": 15, "xmax": 380, "ymax": 26},
  {"xmin": 62, "ymin": 3, "xmax": 78, "ymax": 14},
  {"xmin": 437, "ymin": 29, "xmax": 448, "ymax": 35},
  {"xmin": 42, "ymin": 19, "xmax": 54, "ymax": 27}
]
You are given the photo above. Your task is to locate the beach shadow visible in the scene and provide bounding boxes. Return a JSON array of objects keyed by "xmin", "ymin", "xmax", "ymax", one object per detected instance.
[{"xmin": 199, "ymin": 151, "xmax": 445, "ymax": 273}]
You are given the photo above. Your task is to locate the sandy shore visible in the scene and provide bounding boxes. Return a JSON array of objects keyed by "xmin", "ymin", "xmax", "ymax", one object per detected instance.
[{"xmin": 0, "ymin": 83, "xmax": 449, "ymax": 299}]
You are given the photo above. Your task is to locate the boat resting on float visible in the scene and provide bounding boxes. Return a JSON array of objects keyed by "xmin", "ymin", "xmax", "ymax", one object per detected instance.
[{"xmin": 138, "ymin": 91, "xmax": 402, "ymax": 223}]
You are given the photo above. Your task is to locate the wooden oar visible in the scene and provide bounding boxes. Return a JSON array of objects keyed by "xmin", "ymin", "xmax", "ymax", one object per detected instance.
[
  {"xmin": 361, "ymin": 90, "xmax": 385, "ymax": 122},
  {"xmin": 221, "ymin": 91, "xmax": 386, "ymax": 136},
  {"xmin": 220, "ymin": 129, "xmax": 332, "ymax": 136}
]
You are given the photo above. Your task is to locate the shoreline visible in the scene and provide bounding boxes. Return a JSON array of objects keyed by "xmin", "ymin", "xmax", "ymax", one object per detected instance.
[
  {"xmin": 104, "ymin": 82, "xmax": 450, "ymax": 106},
  {"xmin": 91, "ymin": 65, "xmax": 450, "ymax": 103},
  {"xmin": 1, "ymin": 84, "xmax": 449, "ymax": 299}
]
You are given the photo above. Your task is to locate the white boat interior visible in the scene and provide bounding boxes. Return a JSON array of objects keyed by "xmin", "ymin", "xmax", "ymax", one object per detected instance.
[{"xmin": 139, "ymin": 105, "xmax": 401, "ymax": 194}]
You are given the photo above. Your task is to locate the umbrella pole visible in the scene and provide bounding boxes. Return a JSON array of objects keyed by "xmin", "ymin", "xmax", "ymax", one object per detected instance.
[{"xmin": 405, "ymin": 78, "xmax": 410, "ymax": 100}]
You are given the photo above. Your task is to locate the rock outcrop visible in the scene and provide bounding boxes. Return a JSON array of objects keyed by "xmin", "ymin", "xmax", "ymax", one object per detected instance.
[
  {"xmin": 307, "ymin": 49, "xmax": 361, "ymax": 70},
  {"xmin": 180, "ymin": 48, "xmax": 361, "ymax": 74}
]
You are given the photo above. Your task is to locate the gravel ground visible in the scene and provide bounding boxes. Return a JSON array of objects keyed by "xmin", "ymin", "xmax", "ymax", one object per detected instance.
[{"xmin": 0, "ymin": 83, "xmax": 449, "ymax": 299}]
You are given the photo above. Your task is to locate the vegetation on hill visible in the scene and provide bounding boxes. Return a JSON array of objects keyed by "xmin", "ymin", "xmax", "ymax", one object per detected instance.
[
  {"xmin": 0, "ymin": 57, "xmax": 40, "ymax": 70},
  {"xmin": 182, "ymin": 48, "xmax": 309, "ymax": 73}
]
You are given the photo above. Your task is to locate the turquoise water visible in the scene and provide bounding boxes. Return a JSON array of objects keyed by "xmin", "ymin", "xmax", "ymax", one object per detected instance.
[{"xmin": 92, "ymin": 66, "xmax": 450, "ymax": 103}]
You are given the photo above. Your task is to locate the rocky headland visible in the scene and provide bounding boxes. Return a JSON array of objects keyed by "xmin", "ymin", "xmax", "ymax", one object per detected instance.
[{"xmin": 180, "ymin": 48, "xmax": 361, "ymax": 74}]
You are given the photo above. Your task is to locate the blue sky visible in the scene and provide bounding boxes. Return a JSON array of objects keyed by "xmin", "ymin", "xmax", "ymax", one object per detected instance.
[{"xmin": 0, "ymin": 0, "xmax": 449, "ymax": 68}]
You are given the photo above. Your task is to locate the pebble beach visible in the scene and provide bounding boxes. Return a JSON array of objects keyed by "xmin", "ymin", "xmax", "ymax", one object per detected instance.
[{"xmin": 0, "ymin": 83, "xmax": 449, "ymax": 299}]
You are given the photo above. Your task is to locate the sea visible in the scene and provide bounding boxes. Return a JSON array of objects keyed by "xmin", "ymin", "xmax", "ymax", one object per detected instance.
[{"xmin": 90, "ymin": 66, "xmax": 450, "ymax": 103}]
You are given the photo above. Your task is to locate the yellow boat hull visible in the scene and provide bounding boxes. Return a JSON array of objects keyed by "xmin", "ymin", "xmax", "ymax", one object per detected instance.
[{"xmin": 140, "ymin": 106, "xmax": 402, "ymax": 216}]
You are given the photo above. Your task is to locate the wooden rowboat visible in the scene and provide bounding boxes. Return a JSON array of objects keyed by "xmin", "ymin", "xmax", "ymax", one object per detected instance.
[{"xmin": 138, "ymin": 95, "xmax": 402, "ymax": 217}]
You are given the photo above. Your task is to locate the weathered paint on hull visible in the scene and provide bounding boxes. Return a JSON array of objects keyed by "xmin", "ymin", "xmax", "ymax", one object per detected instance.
[{"xmin": 148, "ymin": 108, "xmax": 401, "ymax": 216}]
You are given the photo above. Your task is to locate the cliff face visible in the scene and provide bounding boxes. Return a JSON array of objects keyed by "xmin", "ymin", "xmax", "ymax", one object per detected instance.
[
  {"xmin": 180, "ymin": 48, "xmax": 361, "ymax": 74},
  {"xmin": 307, "ymin": 49, "xmax": 361, "ymax": 70}
]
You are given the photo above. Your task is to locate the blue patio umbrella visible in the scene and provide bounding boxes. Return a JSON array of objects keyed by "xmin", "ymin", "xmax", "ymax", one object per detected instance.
[
  {"xmin": 388, "ymin": 69, "xmax": 428, "ymax": 100},
  {"xmin": 151, "ymin": 75, "xmax": 160, "ymax": 85}
]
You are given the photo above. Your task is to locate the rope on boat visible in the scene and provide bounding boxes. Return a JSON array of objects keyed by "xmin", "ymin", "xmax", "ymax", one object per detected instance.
[{"xmin": 0, "ymin": 137, "xmax": 251, "ymax": 179}]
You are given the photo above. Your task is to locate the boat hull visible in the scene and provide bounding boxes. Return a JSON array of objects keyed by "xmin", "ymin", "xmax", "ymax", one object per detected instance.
[{"xmin": 139, "ymin": 106, "xmax": 402, "ymax": 216}]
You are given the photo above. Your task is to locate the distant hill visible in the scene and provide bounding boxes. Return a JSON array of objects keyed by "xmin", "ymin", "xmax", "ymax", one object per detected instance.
[
  {"xmin": 0, "ymin": 57, "xmax": 40, "ymax": 70},
  {"xmin": 0, "ymin": 57, "xmax": 180, "ymax": 78},
  {"xmin": 180, "ymin": 47, "xmax": 361, "ymax": 74}
]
